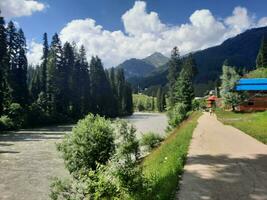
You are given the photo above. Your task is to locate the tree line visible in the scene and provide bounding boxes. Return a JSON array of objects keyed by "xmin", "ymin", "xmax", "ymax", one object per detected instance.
[
  {"xmin": 0, "ymin": 13, "xmax": 133, "ymax": 129},
  {"xmin": 166, "ymin": 47, "xmax": 197, "ymax": 127}
]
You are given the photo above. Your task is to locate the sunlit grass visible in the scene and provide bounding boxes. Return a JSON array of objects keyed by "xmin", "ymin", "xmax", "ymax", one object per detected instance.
[
  {"xmin": 142, "ymin": 112, "xmax": 201, "ymax": 200},
  {"xmin": 216, "ymin": 110, "xmax": 267, "ymax": 144}
]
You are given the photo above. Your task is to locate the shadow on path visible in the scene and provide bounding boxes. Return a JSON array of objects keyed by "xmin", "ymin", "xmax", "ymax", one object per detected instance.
[{"xmin": 178, "ymin": 154, "xmax": 267, "ymax": 200}]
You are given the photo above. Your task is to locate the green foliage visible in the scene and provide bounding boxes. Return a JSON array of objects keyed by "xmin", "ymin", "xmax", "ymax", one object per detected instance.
[
  {"xmin": 256, "ymin": 36, "xmax": 267, "ymax": 68},
  {"xmin": 7, "ymin": 103, "xmax": 25, "ymax": 128},
  {"xmin": 140, "ymin": 132, "xmax": 163, "ymax": 150},
  {"xmin": 216, "ymin": 110, "xmax": 267, "ymax": 144},
  {"xmin": 133, "ymin": 94, "xmax": 157, "ymax": 112},
  {"xmin": 167, "ymin": 47, "xmax": 181, "ymax": 107},
  {"xmin": 192, "ymin": 98, "xmax": 206, "ymax": 111},
  {"xmin": 0, "ymin": 13, "xmax": 134, "ymax": 130},
  {"xmin": 143, "ymin": 112, "xmax": 201, "ymax": 200},
  {"xmin": 51, "ymin": 118, "xmax": 151, "ymax": 200},
  {"xmin": 156, "ymin": 86, "xmax": 166, "ymax": 112},
  {"xmin": 220, "ymin": 65, "xmax": 243, "ymax": 110},
  {"xmin": 0, "ymin": 115, "xmax": 14, "ymax": 130},
  {"xmin": 58, "ymin": 114, "xmax": 115, "ymax": 173},
  {"xmin": 167, "ymin": 103, "xmax": 188, "ymax": 128},
  {"xmin": 246, "ymin": 67, "xmax": 267, "ymax": 78},
  {"xmin": 0, "ymin": 14, "xmax": 8, "ymax": 116},
  {"xmin": 174, "ymin": 68, "xmax": 195, "ymax": 111},
  {"xmin": 26, "ymin": 102, "xmax": 50, "ymax": 127}
]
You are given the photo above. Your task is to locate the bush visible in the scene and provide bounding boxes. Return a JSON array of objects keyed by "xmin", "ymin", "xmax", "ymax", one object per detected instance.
[
  {"xmin": 167, "ymin": 103, "xmax": 188, "ymax": 128},
  {"xmin": 7, "ymin": 103, "xmax": 26, "ymax": 128},
  {"xmin": 192, "ymin": 98, "xmax": 206, "ymax": 111},
  {"xmin": 51, "ymin": 119, "xmax": 151, "ymax": 200},
  {"xmin": 26, "ymin": 103, "xmax": 50, "ymax": 127},
  {"xmin": 140, "ymin": 132, "xmax": 163, "ymax": 150},
  {"xmin": 57, "ymin": 113, "xmax": 115, "ymax": 174},
  {"xmin": 0, "ymin": 115, "xmax": 15, "ymax": 131}
]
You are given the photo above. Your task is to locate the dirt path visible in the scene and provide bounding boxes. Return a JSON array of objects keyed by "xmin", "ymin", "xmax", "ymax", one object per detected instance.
[
  {"xmin": 177, "ymin": 112, "xmax": 267, "ymax": 200},
  {"xmin": 0, "ymin": 125, "xmax": 72, "ymax": 200}
]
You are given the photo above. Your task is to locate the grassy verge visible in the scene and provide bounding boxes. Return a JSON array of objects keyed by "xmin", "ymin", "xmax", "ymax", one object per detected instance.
[
  {"xmin": 142, "ymin": 112, "xmax": 201, "ymax": 200},
  {"xmin": 216, "ymin": 109, "xmax": 267, "ymax": 144}
]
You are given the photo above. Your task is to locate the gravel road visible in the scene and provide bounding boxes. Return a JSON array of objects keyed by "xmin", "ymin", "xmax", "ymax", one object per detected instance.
[{"xmin": 177, "ymin": 112, "xmax": 267, "ymax": 200}]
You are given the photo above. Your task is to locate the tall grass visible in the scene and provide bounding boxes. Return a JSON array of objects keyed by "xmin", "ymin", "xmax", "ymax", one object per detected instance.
[
  {"xmin": 216, "ymin": 110, "xmax": 267, "ymax": 144},
  {"xmin": 142, "ymin": 112, "xmax": 201, "ymax": 200}
]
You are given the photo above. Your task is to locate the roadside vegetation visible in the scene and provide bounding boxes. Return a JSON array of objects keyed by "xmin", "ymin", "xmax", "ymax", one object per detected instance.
[
  {"xmin": 142, "ymin": 112, "xmax": 201, "ymax": 200},
  {"xmin": 216, "ymin": 109, "xmax": 267, "ymax": 144},
  {"xmin": 51, "ymin": 114, "xmax": 151, "ymax": 200}
]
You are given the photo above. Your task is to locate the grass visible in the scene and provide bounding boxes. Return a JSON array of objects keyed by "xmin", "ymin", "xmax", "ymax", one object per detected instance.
[
  {"xmin": 216, "ymin": 109, "xmax": 267, "ymax": 144},
  {"xmin": 142, "ymin": 112, "xmax": 201, "ymax": 200}
]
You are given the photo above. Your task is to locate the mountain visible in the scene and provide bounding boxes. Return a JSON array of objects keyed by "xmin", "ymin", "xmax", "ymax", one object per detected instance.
[
  {"xmin": 117, "ymin": 58, "xmax": 155, "ymax": 78},
  {"xmin": 143, "ymin": 52, "xmax": 169, "ymax": 68},
  {"xmin": 117, "ymin": 52, "xmax": 169, "ymax": 78},
  {"xmin": 128, "ymin": 26, "xmax": 267, "ymax": 96}
]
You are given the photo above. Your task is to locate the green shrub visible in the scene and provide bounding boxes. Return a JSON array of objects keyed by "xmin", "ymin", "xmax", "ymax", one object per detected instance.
[
  {"xmin": 140, "ymin": 132, "xmax": 163, "ymax": 150},
  {"xmin": 26, "ymin": 103, "xmax": 50, "ymax": 127},
  {"xmin": 51, "ymin": 120, "xmax": 151, "ymax": 200},
  {"xmin": 192, "ymin": 98, "xmax": 206, "ymax": 111},
  {"xmin": 167, "ymin": 103, "xmax": 188, "ymax": 128},
  {"xmin": 0, "ymin": 115, "xmax": 15, "ymax": 131},
  {"xmin": 7, "ymin": 103, "xmax": 26, "ymax": 128},
  {"xmin": 58, "ymin": 113, "xmax": 115, "ymax": 173}
]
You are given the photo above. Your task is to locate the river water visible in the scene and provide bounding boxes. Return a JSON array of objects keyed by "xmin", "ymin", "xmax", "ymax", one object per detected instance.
[{"xmin": 122, "ymin": 112, "xmax": 168, "ymax": 139}]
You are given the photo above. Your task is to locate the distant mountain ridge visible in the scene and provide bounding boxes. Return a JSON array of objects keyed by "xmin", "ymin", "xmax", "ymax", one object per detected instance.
[
  {"xmin": 143, "ymin": 52, "xmax": 169, "ymax": 68},
  {"xmin": 125, "ymin": 26, "xmax": 267, "ymax": 96},
  {"xmin": 117, "ymin": 52, "xmax": 169, "ymax": 78}
]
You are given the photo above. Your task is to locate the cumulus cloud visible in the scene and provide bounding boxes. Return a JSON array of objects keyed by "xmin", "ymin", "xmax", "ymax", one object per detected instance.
[
  {"xmin": 0, "ymin": 0, "xmax": 46, "ymax": 18},
  {"xmin": 122, "ymin": 1, "xmax": 165, "ymax": 36},
  {"xmin": 27, "ymin": 41, "xmax": 43, "ymax": 66},
  {"xmin": 28, "ymin": 1, "xmax": 267, "ymax": 67}
]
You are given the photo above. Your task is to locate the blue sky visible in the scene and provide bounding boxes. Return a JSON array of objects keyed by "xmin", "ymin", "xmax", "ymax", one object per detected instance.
[{"xmin": 1, "ymin": 0, "xmax": 267, "ymax": 67}]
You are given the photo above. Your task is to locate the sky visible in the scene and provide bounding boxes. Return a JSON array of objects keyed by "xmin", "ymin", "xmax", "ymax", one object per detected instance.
[{"xmin": 1, "ymin": 0, "xmax": 267, "ymax": 67}]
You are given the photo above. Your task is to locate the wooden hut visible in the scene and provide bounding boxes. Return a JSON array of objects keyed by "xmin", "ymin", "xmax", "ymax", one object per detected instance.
[{"xmin": 235, "ymin": 78, "xmax": 267, "ymax": 111}]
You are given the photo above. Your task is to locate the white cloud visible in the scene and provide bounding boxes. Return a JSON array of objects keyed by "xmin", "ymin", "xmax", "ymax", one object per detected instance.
[
  {"xmin": 27, "ymin": 41, "xmax": 43, "ymax": 66},
  {"xmin": 122, "ymin": 1, "xmax": 165, "ymax": 36},
  {"xmin": 27, "ymin": 1, "xmax": 267, "ymax": 67},
  {"xmin": 258, "ymin": 17, "xmax": 267, "ymax": 27},
  {"xmin": 0, "ymin": 0, "xmax": 46, "ymax": 18}
]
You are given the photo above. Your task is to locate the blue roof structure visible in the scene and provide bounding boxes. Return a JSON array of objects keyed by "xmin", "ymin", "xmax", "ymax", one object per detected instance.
[{"xmin": 236, "ymin": 78, "xmax": 267, "ymax": 91}]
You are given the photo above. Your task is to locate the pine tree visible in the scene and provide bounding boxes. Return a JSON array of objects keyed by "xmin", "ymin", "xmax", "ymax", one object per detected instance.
[
  {"xmin": 116, "ymin": 68, "xmax": 127, "ymax": 115},
  {"xmin": 6, "ymin": 23, "xmax": 28, "ymax": 106},
  {"xmin": 29, "ymin": 65, "xmax": 41, "ymax": 101},
  {"xmin": 77, "ymin": 45, "xmax": 90, "ymax": 116},
  {"xmin": 182, "ymin": 53, "xmax": 198, "ymax": 79},
  {"xmin": 175, "ymin": 69, "xmax": 194, "ymax": 111},
  {"xmin": 62, "ymin": 42, "xmax": 75, "ymax": 115},
  {"xmin": 167, "ymin": 46, "xmax": 181, "ymax": 107},
  {"xmin": 46, "ymin": 33, "xmax": 64, "ymax": 115},
  {"xmin": 124, "ymin": 82, "xmax": 133, "ymax": 115},
  {"xmin": 157, "ymin": 87, "xmax": 163, "ymax": 112},
  {"xmin": 256, "ymin": 36, "xmax": 267, "ymax": 68},
  {"xmin": 0, "ymin": 12, "xmax": 8, "ymax": 115},
  {"xmin": 41, "ymin": 33, "xmax": 49, "ymax": 93},
  {"xmin": 89, "ymin": 56, "xmax": 114, "ymax": 117},
  {"xmin": 16, "ymin": 29, "xmax": 28, "ymax": 106}
]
